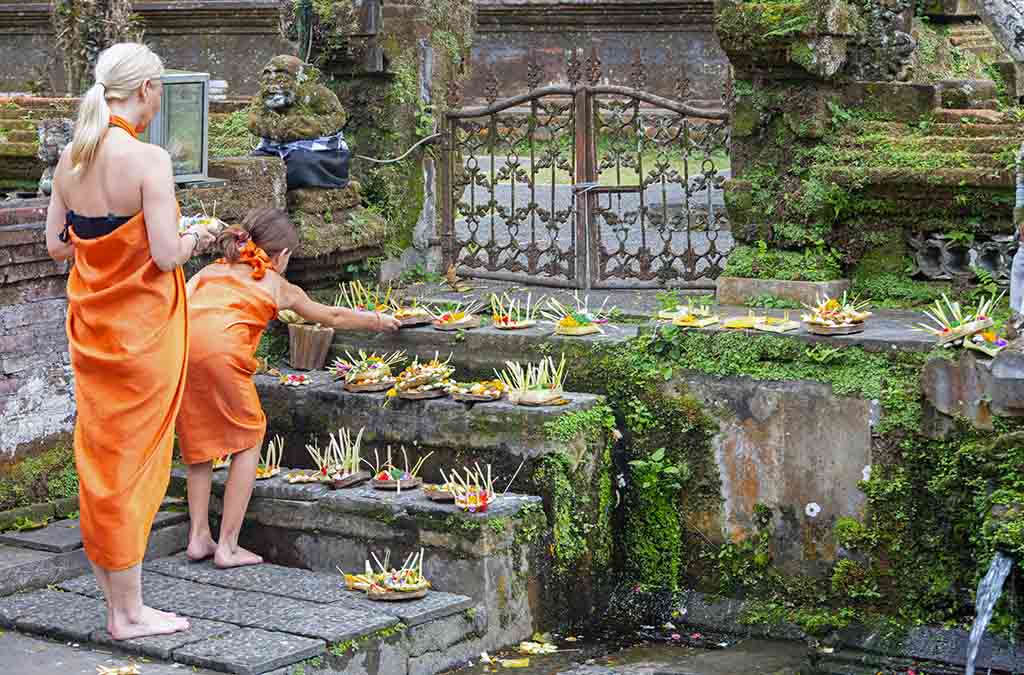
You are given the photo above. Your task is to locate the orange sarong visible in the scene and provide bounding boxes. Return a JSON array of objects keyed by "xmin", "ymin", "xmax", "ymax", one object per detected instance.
[
  {"xmin": 68, "ymin": 212, "xmax": 188, "ymax": 571},
  {"xmin": 176, "ymin": 266, "xmax": 277, "ymax": 464}
]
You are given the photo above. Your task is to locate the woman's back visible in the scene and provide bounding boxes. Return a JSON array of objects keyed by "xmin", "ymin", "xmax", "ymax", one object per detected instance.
[{"xmin": 56, "ymin": 127, "xmax": 156, "ymax": 218}]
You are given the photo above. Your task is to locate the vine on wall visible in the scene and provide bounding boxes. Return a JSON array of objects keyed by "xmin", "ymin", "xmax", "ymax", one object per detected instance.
[{"xmin": 50, "ymin": 0, "xmax": 144, "ymax": 95}]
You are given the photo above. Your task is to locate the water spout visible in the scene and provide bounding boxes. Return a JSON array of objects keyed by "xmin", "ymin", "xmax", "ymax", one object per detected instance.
[{"xmin": 965, "ymin": 551, "xmax": 1015, "ymax": 675}]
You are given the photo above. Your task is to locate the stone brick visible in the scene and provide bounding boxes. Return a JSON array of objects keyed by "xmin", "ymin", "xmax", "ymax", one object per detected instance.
[
  {"xmin": 0, "ymin": 298, "xmax": 65, "ymax": 330},
  {"xmin": 2, "ymin": 259, "xmax": 67, "ymax": 284},
  {"xmin": 10, "ymin": 242, "xmax": 49, "ymax": 264},
  {"xmin": 0, "ymin": 276, "xmax": 66, "ymax": 305},
  {"xmin": 0, "ymin": 224, "xmax": 44, "ymax": 247}
]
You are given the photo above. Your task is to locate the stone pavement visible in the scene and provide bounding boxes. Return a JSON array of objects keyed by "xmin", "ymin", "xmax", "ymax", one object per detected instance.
[
  {"xmin": 0, "ymin": 630, "xmax": 221, "ymax": 675},
  {"xmin": 0, "ymin": 556, "xmax": 477, "ymax": 675}
]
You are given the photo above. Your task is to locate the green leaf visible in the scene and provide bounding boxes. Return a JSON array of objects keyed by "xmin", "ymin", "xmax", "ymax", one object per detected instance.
[
  {"xmin": 650, "ymin": 447, "xmax": 666, "ymax": 462},
  {"xmin": 663, "ymin": 466, "xmax": 680, "ymax": 474}
]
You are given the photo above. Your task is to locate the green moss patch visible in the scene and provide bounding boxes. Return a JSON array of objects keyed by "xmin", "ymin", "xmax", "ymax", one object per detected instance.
[{"xmin": 0, "ymin": 442, "xmax": 78, "ymax": 513}]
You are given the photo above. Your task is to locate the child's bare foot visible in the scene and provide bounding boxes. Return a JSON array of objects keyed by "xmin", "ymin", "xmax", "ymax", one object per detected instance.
[
  {"xmin": 186, "ymin": 533, "xmax": 217, "ymax": 562},
  {"xmin": 214, "ymin": 544, "xmax": 263, "ymax": 569},
  {"xmin": 109, "ymin": 606, "xmax": 189, "ymax": 640}
]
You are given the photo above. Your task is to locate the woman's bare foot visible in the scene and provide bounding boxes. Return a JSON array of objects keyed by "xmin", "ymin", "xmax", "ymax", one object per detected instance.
[
  {"xmin": 214, "ymin": 544, "xmax": 263, "ymax": 569},
  {"xmin": 186, "ymin": 533, "xmax": 217, "ymax": 562},
  {"xmin": 109, "ymin": 605, "xmax": 190, "ymax": 640}
]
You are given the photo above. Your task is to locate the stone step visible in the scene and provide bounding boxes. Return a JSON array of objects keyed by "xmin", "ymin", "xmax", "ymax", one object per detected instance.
[
  {"xmin": 933, "ymin": 107, "xmax": 1008, "ymax": 124},
  {"xmin": 250, "ymin": 370, "xmax": 608, "ymax": 489},
  {"xmin": 833, "ymin": 134, "xmax": 1018, "ymax": 154},
  {"xmin": 820, "ymin": 148, "xmax": 1008, "ymax": 170},
  {"xmin": 0, "ymin": 141, "xmax": 37, "ymax": 157},
  {"xmin": 5, "ymin": 129, "xmax": 35, "ymax": 143},
  {"xmin": 858, "ymin": 120, "xmax": 1024, "ymax": 138},
  {"xmin": 824, "ymin": 165, "xmax": 1011, "ymax": 189},
  {"xmin": 165, "ymin": 470, "xmax": 546, "ymax": 669},
  {"xmin": 0, "ymin": 509, "xmax": 188, "ymax": 596},
  {"xmin": 950, "ymin": 34, "xmax": 997, "ymax": 48},
  {"xmin": 0, "ymin": 118, "xmax": 35, "ymax": 131},
  {"xmin": 0, "ymin": 558, "xmax": 486, "ymax": 675}
]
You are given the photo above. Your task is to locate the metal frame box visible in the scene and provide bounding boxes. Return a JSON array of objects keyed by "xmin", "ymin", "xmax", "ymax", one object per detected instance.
[{"xmin": 140, "ymin": 69, "xmax": 210, "ymax": 184}]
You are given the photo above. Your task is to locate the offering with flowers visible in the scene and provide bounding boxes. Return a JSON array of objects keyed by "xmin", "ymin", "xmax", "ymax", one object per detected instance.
[
  {"xmin": 490, "ymin": 292, "xmax": 542, "ymax": 330},
  {"xmin": 916, "ymin": 293, "xmax": 1002, "ymax": 347},
  {"xmin": 966, "ymin": 329, "xmax": 1009, "ymax": 358},
  {"xmin": 334, "ymin": 280, "xmax": 393, "ymax": 312},
  {"xmin": 432, "ymin": 301, "xmax": 484, "ymax": 331},
  {"xmin": 386, "ymin": 353, "xmax": 455, "ymax": 401},
  {"xmin": 280, "ymin": 373, "xmax": 311, "ymax": 387},
  {"xmin": 255, "ymin": 435, "xmax": 284, "ymax": 480},
  {"xmin": 541, "ymin": 294, "xmax": 611, "ymax": 336},
  {"xmin": 802, "ymin": 293, "xmax": 872, "ymax": 335},
  {"xmin": 388, "ymin": 298, "xmax": 434, "ymax": 328},
  {"xmin": 754, "ymin": 311, "xmax": 800, "ymax": 334},
  {"xmin": 331, "ymin": 350, "xmax": 406, "ymax": 392},
  {"xmin": 722, "ymin": 310, "xmax": 764, "ymax": 330},
  {"xmin": 179, "ymin": 213, "xmax": 228, "ymax": 237},
  {"xmin": 368, "ymin": 445, "xmax": 432, "ymax": 492},
  {"xmin": 447, "ymin": 379, "xmax": 506, "ymax": 402},
  {"xmin": 496, "ymin": 354, "xmax": 567, "ymax": 406},
  {"xmin": 212, "ymin": 455, "xmax": 230, "ymax": 471},
  {"xmin": 342, "ymin": 550, "xmax": 431, "ymax": 601},
  {"xmin": 671, "ymin": 302, "xmax": 719, "ymax": 328}
]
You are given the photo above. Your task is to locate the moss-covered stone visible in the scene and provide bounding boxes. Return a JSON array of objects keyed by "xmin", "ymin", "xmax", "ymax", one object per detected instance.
[{"xmin": 0, "ymin": 442, "xmax": 78, "ymax": 513}]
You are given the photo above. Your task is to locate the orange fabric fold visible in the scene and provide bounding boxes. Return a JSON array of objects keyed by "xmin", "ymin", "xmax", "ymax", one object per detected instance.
[
  {"xmin": 217, "ymin": 241, "xmax": 275, "ymax": 280},
  {"xmin": 67, "ymin": 212, "xmax": 188, "ymax": 571},
  {"xmin": 176, "ymin": 267, "xmax": 278, "ymax": 464},
  {"xmin": 109, "ymin": 115, "xmax": 138, "ymax": 138}
]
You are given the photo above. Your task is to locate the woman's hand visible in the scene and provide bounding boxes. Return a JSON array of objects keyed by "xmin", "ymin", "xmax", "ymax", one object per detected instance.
[
  {"xmin": 374, "ymin": 312, "xmax": 401, "ymax": 333},
  {"xmin": 184, "ymin": 221, "xmax": 216, "ymax": 254}
]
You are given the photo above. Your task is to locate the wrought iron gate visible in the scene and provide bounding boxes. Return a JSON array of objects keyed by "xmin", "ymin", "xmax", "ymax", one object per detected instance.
[{"xmin": 440, "ymin": 51, "xmax": 732, "ymax": 289}]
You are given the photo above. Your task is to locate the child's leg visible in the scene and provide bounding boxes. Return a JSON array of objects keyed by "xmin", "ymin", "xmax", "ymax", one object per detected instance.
[
  {"xmin": 185, "ymin": 460, "xmax": 217, "ymax": 561},
  {"xmin": 214, "ymin": 445, "xmax": 263, "ymax": 569}
]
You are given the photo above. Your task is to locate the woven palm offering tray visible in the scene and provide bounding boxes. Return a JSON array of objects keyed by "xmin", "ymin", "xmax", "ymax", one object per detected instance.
[
  {"xmin": 672, "ymin": 303, "xmax": 719, "ymax": 328},
  {"xmin": 491, "ymin": 292, "xmax": 542, "ymax": 330},
  {"xmin": 368, "ymin": 446, "xmax": 432, "ymax": 492},
  {"xmin": 212, "ymin": 455, "xmax": 231, "ymax": 471},
  {"xmin": 802, "ymin": 293, "xmax": 871, "ymax": 336},
  {"xmin": 344, "ymin": 550, "xmax": 431, "ymax": 602},
  {"xmin": 430, "ymin": 300, "xmax": 484, "ymax": 331},
  {"xmin": 255, "ymin": 435, "xmax": 283, "ymax": 480},
  {"xmin": 303, "ymin": 427, "xmax": 370, "ymax": 488},
  {"xmin": 497, "ymin": 354, "xmax": 568, "ymax": 407},
  {"xmin": 541, "ymin": 294, "xmax": 611, "ymax": 336},
  {"xmin": 422, "ymin": 482, "xmax": 459, "ymax": 502},
  {"xmin": 334, "ymin": 279, "xmax": 392, "ymax": 314},
  {"xmin": 393, "ymin": 304, "xmax": 434, "ymax": 327},
  {"xmin": 915, "ymin": 293, "xmax": 1001, "ymax": 347},
  {"xmin": 448, "ymin": 379, "xmax": 506, "ymax": 402},
  {"xmin": 331, "ymin": 350, "xmax": 405, "ymax": 393},
  {"xmin": 386, "ymin": 353, "xmax": 455, "ymax": 403},
  {"xmin": 753, "ymin": 312, "xmax": 800, "ymax": 334},
  {"xmin": 721, "ymin": 311, "xmax": 764, "ymax": 330}
]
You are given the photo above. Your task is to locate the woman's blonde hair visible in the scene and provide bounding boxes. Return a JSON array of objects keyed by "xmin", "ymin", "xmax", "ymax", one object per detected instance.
[{"xmin": 70, "ymin": 43, "xmax": 164, "ymax": 174}]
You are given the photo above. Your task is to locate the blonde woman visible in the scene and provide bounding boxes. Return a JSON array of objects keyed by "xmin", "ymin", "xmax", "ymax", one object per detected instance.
[{"xmin": 45, "ymin": 43, "xmax": 215, "ymax": 640}]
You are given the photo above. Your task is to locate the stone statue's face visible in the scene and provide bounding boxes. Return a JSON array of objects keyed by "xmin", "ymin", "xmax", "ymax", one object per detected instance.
[
  {"xmin": 261, "ymin": 61, "xmax": 299, "ymax": 112},
  {"xmin": 37, "ymin": 119, "xmax": 72, "ymax": 164}
]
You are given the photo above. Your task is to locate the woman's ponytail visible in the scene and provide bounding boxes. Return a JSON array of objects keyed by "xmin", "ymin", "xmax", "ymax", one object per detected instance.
[
  {"xmin": 68, "ymin": 43, "xmax": 164, "ymax": 175},
  {"xmin": 69, "ymin": 83, "xmax": 110, "ymax": 174},
  {"xmin": 216, "ymin": 226, "xmax": 251, "ymax": 263}
]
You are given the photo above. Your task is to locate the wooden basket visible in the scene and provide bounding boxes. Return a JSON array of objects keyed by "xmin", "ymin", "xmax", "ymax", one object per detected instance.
[
  {"xmin": 367, "ymin": 587, "xmax": 428, "ymax": 601},
  {"xmin": 805, "ymin": 322, "xmax": 865, "ymax": 336},
  {"xmin": 344, "ymin": 379, "xmax": 394, "ymax": 393},
  {"xmin": 398, "ymin": 388, "xmax": 448, "ymax": 400},
  {"xmin": 288, "ymin": 323, "xmax": 334, "ymax": 371},
  {"xmin": 371, "ymin": 476, "xmax": 423, "ymax": 490},
  {"xmin": 330, "ymin": 470, "xmax": 370, "ymax": 489}
]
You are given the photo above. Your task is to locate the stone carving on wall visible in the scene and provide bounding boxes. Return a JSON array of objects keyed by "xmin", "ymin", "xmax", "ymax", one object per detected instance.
[
  {"xmin": 36, "ymin": 118, "xmax": 73, "ymax": 197},
  {"xmin": 844, "ymin": 0, "xmax": 916, "ymax": 81},
  {"xmin": 907, "ymin": 232, "xmax": 1017, "ymax": 283}
]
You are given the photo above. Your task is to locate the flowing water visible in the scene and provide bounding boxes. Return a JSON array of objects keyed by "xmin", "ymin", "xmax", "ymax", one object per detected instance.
[
  {"xmin": 965, "ymin": 551, "xmax": 1015, "ymax": 675},
  {"xmin": 451, "ymin": 638, "xmax": 807, "ymax": 674}
]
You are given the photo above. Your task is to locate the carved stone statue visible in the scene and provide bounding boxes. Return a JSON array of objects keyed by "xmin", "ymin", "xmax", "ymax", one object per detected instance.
[
  {"xmin": 37, "ymin": 118, "xmax": 74, "ymax": 197},
  {"xmin": 248, "ymin": 55, "xmax": 347, "ymax": 144}
]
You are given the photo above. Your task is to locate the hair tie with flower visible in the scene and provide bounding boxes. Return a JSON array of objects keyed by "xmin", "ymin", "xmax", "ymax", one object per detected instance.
[{"xmin": 218, "ymin": 239, "xmax": 275, "ymax": 280}]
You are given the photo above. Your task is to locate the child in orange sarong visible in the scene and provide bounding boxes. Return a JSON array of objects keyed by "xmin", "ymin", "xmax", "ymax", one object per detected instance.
[{"xmin": 176, "ymin": 208, "xmax": 399, "ymax": 567}]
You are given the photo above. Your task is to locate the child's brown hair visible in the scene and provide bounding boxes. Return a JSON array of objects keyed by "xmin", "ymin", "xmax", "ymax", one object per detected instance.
[{"xmin": 215, "ymin": 208, "xmax": 300, "ymax": 263}]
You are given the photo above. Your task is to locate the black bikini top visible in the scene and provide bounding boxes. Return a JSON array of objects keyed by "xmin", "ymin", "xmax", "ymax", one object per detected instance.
[
  {"xmin": 57, "ymin": 121, "xmax": 138, "ymax": 243},
  {"xmin": 60, "ymin": 211, "xmax": 133, "ymax": 243}
]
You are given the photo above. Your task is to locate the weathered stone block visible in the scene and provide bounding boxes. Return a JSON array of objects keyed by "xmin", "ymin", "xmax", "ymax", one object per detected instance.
[
  {"xmin": 937, "ymin": 79, "xmax": 998, "ymax": 109},
  {"xmin": 173, "ymin": 627, "xmax": 325, "ymax": 675},
  {"xmin": 921, "ymin": 351, "xmax": 993, "ymax": 429},
  {"xmin": 840, "ymin": 82, "xmax": 938, "ymax": 121},
  {"xmin": 287, "ymin": 185, "xmax": 362, "ymax": 213},
  {"xmin": 716, "ymin": 276, "xmax": 849, "ymax": 306}
]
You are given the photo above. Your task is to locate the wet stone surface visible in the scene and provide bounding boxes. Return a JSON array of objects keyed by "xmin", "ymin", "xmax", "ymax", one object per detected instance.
[
  {"xmin": 0, "ymin": 511, "xmax": 187, "ymax": 553},
  {"xmin": 332, "ymin": 588, "xmax": 475, "ymax": 627},
  {"xmin": 11, "ymin": 590, "xmax": 106, "ymax": 642},
  {"xmin": 92, "ymin": 618, "xmax": 238, "ymax": 661},
  {"xmin": 172, "ymin": 626, "xmax": 325, "ymax": 675},
  {"xmin": 144, "ymin": 556, "xmax": 352, "ymax": 604}
]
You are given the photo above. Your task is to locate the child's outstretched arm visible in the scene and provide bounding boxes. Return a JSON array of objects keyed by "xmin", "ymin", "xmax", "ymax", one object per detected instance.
[{"xmin": 279, "ymin": 277, "xmax": 401, "ymax": 332}]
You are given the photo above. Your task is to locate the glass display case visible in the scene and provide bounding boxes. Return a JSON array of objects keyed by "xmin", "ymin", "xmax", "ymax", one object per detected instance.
[{"xmin": 139, "ymin": 70, "xmax": 209, "ymax": 183}]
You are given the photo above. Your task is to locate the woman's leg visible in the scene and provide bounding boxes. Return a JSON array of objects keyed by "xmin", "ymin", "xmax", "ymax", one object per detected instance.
[
  {"xmin": 105, "ymin": 564, "xmax": 190, "ymax": 640},
  {"xmin": 214, "ymin": 445, "xmax": 263, "ymax": 568},
  {"xmin": 185, "ymin": 460, "xmax": 217, "ymax": 561}
]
